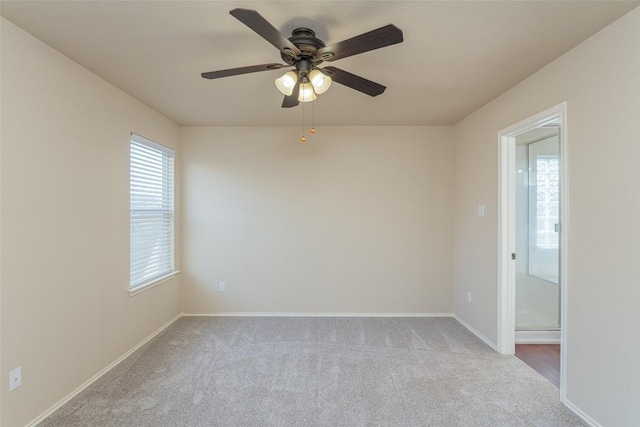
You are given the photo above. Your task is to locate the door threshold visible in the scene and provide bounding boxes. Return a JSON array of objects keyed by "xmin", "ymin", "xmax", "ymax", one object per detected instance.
[{"xmin": 515, "ymin": 329, "xmax": 561, "ymax": 344}]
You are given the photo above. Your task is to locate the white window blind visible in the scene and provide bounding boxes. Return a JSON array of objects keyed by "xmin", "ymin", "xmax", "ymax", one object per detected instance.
[{"xmin": 130, "ymin": 134, "xmax": 175, "ymax": 290}]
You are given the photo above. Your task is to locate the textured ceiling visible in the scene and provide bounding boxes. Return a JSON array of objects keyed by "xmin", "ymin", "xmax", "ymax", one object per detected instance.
[{"xmin": 2, "ymin": 1, "xmax": 638, "ymax": 126}]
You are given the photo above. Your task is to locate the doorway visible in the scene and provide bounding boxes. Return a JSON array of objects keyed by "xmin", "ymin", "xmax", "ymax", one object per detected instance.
[
  {"xmin": 515, "ymin": 128, "xmax": 560, "ymax": 338},
  {"xmin": 498, "ymin": 103, "xmax": 568, "ymax": 399}
]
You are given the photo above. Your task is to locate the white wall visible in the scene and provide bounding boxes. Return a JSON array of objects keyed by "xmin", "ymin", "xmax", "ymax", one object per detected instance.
[
  {"xmin": 181, "ymin": 126, "xmax": 453, "ymax": 315},
  {"xmin": 453, "ymin": 7, "xmax": 640, "ymax": 426},
  {"xmin": 0, "ymin": 19, "xmax": 181, "ymax": 427}
]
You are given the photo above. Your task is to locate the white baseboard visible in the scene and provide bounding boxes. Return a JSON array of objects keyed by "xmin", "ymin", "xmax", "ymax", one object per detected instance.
[
  {"xmin": 515, "ymin": 329, "xmax": 561, "ymax": 344},
  {"xmin": 562, "ymin": 398, "xmax": 601, "ymax": 427},
  {"xmin": 28, "ymin": 313, "xmax": 182, "ymax": 427},
  {"xmin": 181, "ymin": 312, "xmax": 454, "ymax": 317},
  {"xmin": 452, "ymin": 314, "xmax": 498, "ymax": 351}
]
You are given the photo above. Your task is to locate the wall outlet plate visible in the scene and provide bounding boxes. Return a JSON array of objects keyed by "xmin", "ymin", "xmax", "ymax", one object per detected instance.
[{"xmin": 9, "ymin": 367, "xmax": 22, "ymax": 391}]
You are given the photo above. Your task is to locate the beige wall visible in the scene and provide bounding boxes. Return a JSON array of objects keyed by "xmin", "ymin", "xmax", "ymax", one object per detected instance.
[
  {"xmin": 181, "ymin": 126, "xmax": 453, "ymax": 315},
  {"xmin": 0, "ymin": 19, "xmax": 181, "ymax": 427},
  {"xmin": 452, "ymin": 7, "xmax": 640, "ymax": 426}
]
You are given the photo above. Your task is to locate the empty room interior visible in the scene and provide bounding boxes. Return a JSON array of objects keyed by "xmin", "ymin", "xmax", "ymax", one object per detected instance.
[{"xmin": 1, "ymin": 1, "xmax": 639, "ymax": 426}]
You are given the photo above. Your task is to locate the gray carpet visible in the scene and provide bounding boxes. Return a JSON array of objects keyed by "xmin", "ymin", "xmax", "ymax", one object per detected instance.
[{"xmin": 40, "ymin": 317, "xmax": 586, "ymax": 426}]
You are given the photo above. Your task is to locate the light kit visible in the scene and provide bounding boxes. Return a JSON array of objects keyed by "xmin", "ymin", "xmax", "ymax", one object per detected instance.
[{"xmin": 275, "ymin": 69, "xmax": 331, "ymax": 101}]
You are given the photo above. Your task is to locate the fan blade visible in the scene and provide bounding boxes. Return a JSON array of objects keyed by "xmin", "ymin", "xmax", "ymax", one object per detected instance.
[
  {"xmin": 317, "ymin": 24, "xmax": 403, "ymax": 62},
  {"xmin": 230, "ymin": 8, "xmax": 301, "ymax": 57},
  {"xmin": 282, "ymin": 83, "xmax": 300, "ymax": 108},
  {"xmin": 201, "ymin": 63, "xmax": 287, "ymax": 79},
  {"xmin": 322, "ymin": 67, "xmax": 386, "ymax": 97}
]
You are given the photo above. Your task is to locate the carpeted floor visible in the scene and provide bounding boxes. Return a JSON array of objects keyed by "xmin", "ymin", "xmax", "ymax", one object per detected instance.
[{"xmin": 40, "ymin": 317, "xmax": 586, "ymax": 426}]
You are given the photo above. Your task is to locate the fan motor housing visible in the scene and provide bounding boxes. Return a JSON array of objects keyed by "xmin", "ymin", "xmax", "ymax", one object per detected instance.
[{"xmin": 281, "ymin": 28, "xmax": 326, "ymax": 65}]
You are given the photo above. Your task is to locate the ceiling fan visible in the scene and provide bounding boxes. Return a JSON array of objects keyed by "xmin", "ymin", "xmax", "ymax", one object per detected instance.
[{"xmin": 201, "ymin": 8, "xmax": 404, "ymax": 108}]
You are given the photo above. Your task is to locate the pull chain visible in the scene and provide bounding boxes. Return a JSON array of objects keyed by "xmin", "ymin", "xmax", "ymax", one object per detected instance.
[
  {"xmin": 301, "ymin": 100, "xmax": 306, "ymax": 143},
  {"xmin": 310, "ymin": 101, "xmax": 316, "ymax": 134},
  {"xmin": 300, "ymin": 83, "xmax": 307, "ymax": 142}
]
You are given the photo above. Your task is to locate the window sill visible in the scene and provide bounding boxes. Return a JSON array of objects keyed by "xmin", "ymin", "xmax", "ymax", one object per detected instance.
[{"xmin": 129, "ymin": 270, "xmax": 180, "ymax": 297}]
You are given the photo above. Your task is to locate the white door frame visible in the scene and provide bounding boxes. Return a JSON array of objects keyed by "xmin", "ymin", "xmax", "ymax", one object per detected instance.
[{"xmin": 497, "ymin": 102, "xmax": 568, "ymax": 401}]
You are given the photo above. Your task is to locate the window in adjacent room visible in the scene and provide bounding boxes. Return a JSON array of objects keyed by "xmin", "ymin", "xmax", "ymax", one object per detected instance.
[
  {"xmin": 129, "ymin": 133, "xmax": 175, "ymax": 292},
  {"xmin": 534, "ymin": 155, "xmax": 560, "ymax": 249}
]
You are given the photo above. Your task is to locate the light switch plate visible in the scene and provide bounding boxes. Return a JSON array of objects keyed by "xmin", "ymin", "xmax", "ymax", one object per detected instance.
[
  {"xmin": 477, "ymin": 204, "xmax": 485, "ymax": 217},
  {"xmin": 9, "ymin": 367, "xmax": 21, "ymax": 391}
]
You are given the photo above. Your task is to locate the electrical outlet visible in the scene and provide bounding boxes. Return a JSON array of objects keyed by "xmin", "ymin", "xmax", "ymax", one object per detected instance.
[
  {"xmin": 219, "ymin": 282, "xmax": 226, "ymax": 292},
  {"xmin": 9, "ymin": 367, "xmax": 21, "ymax": 391},
  {"xmin": 467, "ymin": 291, "xmax": 472, "ymax": 304}
]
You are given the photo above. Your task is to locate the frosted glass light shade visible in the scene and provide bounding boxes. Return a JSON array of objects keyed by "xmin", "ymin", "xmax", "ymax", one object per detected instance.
[
  {"xmin": 309, "ymin": 69, "xmax": 332, "ymax": 94},
  {"xmin": 298, "ymin": 82, "xmax": 317, "ymax": 102},
  {"xmin": 275, "ymin": 71, "xmax": 298, "ymax": 96}
]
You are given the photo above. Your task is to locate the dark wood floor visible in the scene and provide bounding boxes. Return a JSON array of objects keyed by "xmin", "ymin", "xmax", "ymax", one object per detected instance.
[{"xmin": 515, "ymin": 344, "xmax": 561, "ymax": 387}]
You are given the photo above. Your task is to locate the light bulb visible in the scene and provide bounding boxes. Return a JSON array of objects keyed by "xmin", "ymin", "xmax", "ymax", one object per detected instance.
[
  {"xmin": 297, "ymin": 82, "xmax": 317, "ymax": 102},
  {"xmin": 275, "ymin": 71, "xmax": 298, "ymax": 96},
  {"xmin": 309, "ymin": 69, "xmax": 332, "ymax": 94}
]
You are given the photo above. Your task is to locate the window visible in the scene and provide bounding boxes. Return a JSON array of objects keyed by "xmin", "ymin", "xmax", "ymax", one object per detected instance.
[
  {"xmin": 534, "ymin": 155, "xmax": 559, "ymax": 249},
  {"xmin": 130, "ymin": 133, "xmax": 175, "ymax": 291}
]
